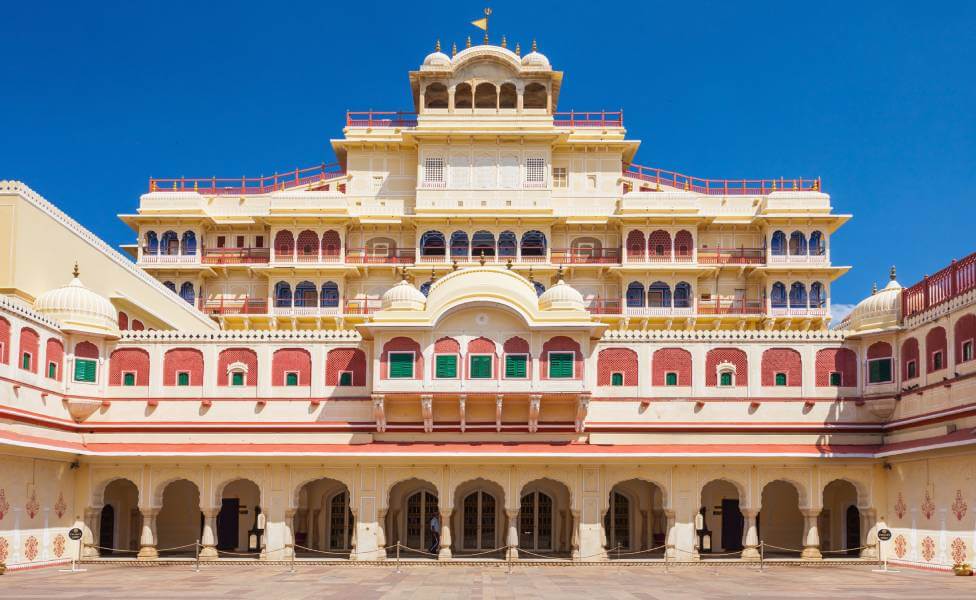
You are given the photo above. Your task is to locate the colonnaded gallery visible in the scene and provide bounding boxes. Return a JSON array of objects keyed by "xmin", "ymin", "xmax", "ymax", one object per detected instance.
[{"xmin": 0, "ymin": 40, "xmax": 974, "ymax": 572}]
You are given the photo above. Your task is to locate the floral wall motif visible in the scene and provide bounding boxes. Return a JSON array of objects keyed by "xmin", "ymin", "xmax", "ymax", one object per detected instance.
[
  {"xmin": 951, "ymin": 490, "xmax": 967, "ymax": 521},
  {"xmin": 54, "ymin": 492, "xmax": 67, "ymax": 519},
  {"xmin": 0, "ymin": 537, "xmax": 8, "ymax": 562},
  {"xmin": 25, "ymin": 490, "xmax": 39, "ymax": 519},
  {"xmin": 893, "ymin": 534, "xmax": 907, "ymax": 558},
  {"xmin": 0, "ymin": 489, "xmax": 8, "ymax": 521},
  {"xmin": 23, "ymin": 535, "xmax": 38, "ymax": 562},
  {"xmin": 921, "ymin": 536, "xmax": 935, "ymax": 562},
  {"xmin": 950, "ymin": 538, "xmax": 967, "ymax": 565},
  {"xmin": 894, "ymin": 492, "xmax": 906, "ymax": 519},
  {"xmin": 920, "ymin": 490, "xmax": 935, "ymax": 520},
  {"xmin": 53, "ymin": 534, "xmax": 66, "ymax": 558}
]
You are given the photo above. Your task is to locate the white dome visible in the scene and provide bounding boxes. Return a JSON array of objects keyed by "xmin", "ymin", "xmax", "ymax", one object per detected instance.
[
  {"xmin": 381, "ymin": 279, "xmax": 427, "ymax": 311},
  {"xmin": 422, "ymin": 50, "xmax": 451, "ymax": 68},
  {"xmin": 521, "ymin": 49, "xmax": 550, "ymax": 70},
  {"xmin": 34, "ymin": 270, "xmax": 119, "ymax": 338},
  {"xmin": 841, "ymin": 271, "xmax": 902, "ymax": 332},
  {"xmin": 538, "ymin": 277, "xmax": 585, "ymax": 311}
]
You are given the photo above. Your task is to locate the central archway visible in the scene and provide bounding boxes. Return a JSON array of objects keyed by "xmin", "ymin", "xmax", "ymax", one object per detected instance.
[
  {"xmin": 519, "ymin": 478, "xmax": 571, "ymax": 557},
  {"xmin": 99, "ymin": 479, "xmax": 141, "ymax": 556},
  {"xmin": 604, "ymin": 479, "xmax": 666, "ymax": 557},
  {"xmin": 293, "ymin": 478, "xmax": 354, "ymax": 558},
  {"xmin": 453, "ymin": 478, "xmax": 505, "ymax": 557},
  {"xmin": 387, "ymin": 478, "xmax": 439, "ymax": 556}
]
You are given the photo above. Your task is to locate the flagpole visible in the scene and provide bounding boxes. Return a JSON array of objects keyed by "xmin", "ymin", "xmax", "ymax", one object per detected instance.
[{"xmin": 484, "ymin": 7, "xmax": 491, "ymax": 44}]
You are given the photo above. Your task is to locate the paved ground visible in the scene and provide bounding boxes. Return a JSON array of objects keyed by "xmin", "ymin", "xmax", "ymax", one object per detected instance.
[{"xmin": 0, "ymin": 563, "xmax": 970, "ymax": 599}]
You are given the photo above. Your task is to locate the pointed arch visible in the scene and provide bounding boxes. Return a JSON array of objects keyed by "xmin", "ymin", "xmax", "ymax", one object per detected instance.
[{"xmin": 770, "ymin": 231, "xmax": 786, "ymax": 256}]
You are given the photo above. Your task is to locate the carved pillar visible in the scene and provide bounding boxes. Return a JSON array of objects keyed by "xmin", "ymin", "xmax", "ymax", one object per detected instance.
[
  {"xmin": 663, "ymin": 509, "xmax": 677, "ymax": 559},
  {"xmin": 801, "ymin": 509, "xmax": 822, "ymax": 560},
  {"xmin": 199, "ymin": 509, "xmax": 218, "ymax": 558},
  {"xmin": 349, "ymin": 508, "xmax": 359, "ymax": 560},
  {"xmin": 376, "ymin": 508, "xmax": 388, "ymax": 559},
  {"xmin": 137, "ymin": 509, "xmax": 159, "ymax": 559},
  {"xmin": 82, "ymin": 508, "xmax": 100, "ymax": 558},
  {"xmin": 859, "ymin": 508, "xmax": 879, "ymax": 559},
  {"xmin": 283, "ymin": 509, "xmax": 296, "ymax": 559},
  {"xmin": 506, "ymin": 509, "xmax": 519, "ymax": 560},
  {"xmin": 740, "ymin": 509, "xmax": 760, "ymax": 560},
  {"xmin": 438, "ymin": 510, "xmax": 453, "ymax": 559},
  {"xmin": 570, "ymin": 509, "xmax": 580, "ymax": 560}
]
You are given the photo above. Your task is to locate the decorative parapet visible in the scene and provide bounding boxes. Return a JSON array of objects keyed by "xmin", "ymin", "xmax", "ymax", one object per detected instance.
[
  {"xmin": 903, "ymin": 286, "xmax": 976, "ymax": 330},
  {"xmin": 120, "ymin": 328, "xmax": 363, "ymax": 343},
  {"xmin": 0, "ymin": 295, "xmax": 63, "ymax": 332},
  {"xmin": 601, "ymin": 328, "xmax": 849, "ymax": 342}
]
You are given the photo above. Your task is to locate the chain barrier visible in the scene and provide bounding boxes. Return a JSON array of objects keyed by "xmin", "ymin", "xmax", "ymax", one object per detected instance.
[{"xmin": 84, "ymin": 542, "xmax": 198, "ymax": 554}]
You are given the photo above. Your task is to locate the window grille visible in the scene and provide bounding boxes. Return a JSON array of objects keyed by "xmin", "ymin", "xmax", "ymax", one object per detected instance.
[
  {"xmin": 424, "ymin": 157, "xmax": 444, "ymax": 184},
  {"xmin": 525, "ymin": 157, "xmax": 546, "ymax": 185}
]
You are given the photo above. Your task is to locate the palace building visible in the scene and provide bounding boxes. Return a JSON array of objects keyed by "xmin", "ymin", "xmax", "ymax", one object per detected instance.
[{"xmin": 0, "ymin": 40, "xmax": 974, "ymax": 571}]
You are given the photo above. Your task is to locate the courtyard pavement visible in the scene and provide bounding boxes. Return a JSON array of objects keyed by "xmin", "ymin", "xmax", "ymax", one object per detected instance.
[{"xmin": 0, "ymin": 563, "xmax": 971, "ymax": 599}]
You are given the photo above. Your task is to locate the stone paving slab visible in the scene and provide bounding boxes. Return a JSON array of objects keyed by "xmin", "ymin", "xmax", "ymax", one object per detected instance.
[{"xmin": 0, "ymin": 564, "xmax": 971, "ymax": 599}]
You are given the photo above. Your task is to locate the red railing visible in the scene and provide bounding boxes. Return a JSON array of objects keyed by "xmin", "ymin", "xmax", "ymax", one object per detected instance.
[
  {"xmin": 624, "ymin": 163, "xmax": 821, "ymax": 195},
  {"xmin": 697, "ymin": 300, "xmax": 765, "ymax": 315},
  {"xmin": 551, "ymin": 248, "xmax": 622, "ymax": 264},
  {"xmin": 343, "ymin": 299, "xmax": 383, "ymax": 315},
  {"xmin": 346, "ymin": 111, "xmax": 419, "ymax": 127},
  {"xmin": 201, "ymin": 298, "xmax": 268, "ymax": 316},
  {"xmin": 344, "ymin": 248, "xmax": 417, "ymax": 264},
  {"xmin": 553, "ymin": 111, "xmax": 623, "ymax": 128},
  {"xmin": 586, "ymin": 299, "xmax": 623, "ymax": 315},
  {"xmin": 202, "ymin": 248, "xmax": 270, "ymax": 265},
  {"xmin": 149, "ymin": 163, "xmax": 345, "ymax": 195},
  {"xmin": 697, "ymin": 247, "xmax": 766, "ymax": 265},
  {"xmin": 902, "ymin": 251, "xmax": 976, "ymax": 318}
]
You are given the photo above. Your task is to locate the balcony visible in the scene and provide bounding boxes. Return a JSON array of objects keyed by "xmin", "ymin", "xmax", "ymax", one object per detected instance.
[
  {"xmin": 148, "ymin": 163, "xmax": 345, "ymax": 195},
  {"xmin": 553, "ymin": 111, "xmax": 623, "ymax": 128},
  {"xmin": 696, "ymin": 300, "xmax": 765, "ymax": 315},
  {"xmin": 202, "ymin": 248, "xmax": 270, "ymax": 265},
  {"xmin": 345, "ymin": 110, "xmax": 623, "ymax": 129},
  {"xmin": 770, "ymin": 306, "xmax": 829, "ymax": 318},
  {"xmin": 586, "ymin": 299, "xmax": 623, "ymax": 315},
  {"xmin": 697, "ymin": 248, "xmax": 766, "ymax": 265},
  {"xmin": 416, "ymin": 253, "xmax": 548, "ymax": 265},
  {"xmin": 623, "ymin": 163, "xmax": 821, "ymax": 195},
  {"xmin": 201, "ymin": 298, "xmax": 268, "ymax": 316},
  {"xmin": 344, "ymin": 248, "xmax": 416, "ymax": 265},
  {"xmin": 625, "ymin": 306, "xmax": 694, "ymax": 318},
  {"xmin": 551, "ymin": 248, "xmax": 621, "ymax": 265},
  {"xmin": 272, "ymin": 305, "xmax": 342, "ymax": 318},
  {"xmin": 623, "ymin": 253, "xmax": 695, "ymax": 264},
  {"xmin": 343, "ymin": 299, "xmax": 383, "ymax": 315},
  {"xmin": 140, "ymin": 253, "xmax": 198, "ymax": 265},
  {"xmin": 346, "ymin": 111, "xmax": 419, "ymax": 128},
  {"xmin": 768, "ymin": 253, "xmax": 829, "ymax": 265},
  {"xmin": 902, "ymin": 251, "xmax": 976, "ymax": 319}
]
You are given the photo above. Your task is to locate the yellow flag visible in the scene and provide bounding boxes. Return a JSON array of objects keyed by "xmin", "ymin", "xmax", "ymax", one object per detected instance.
[{"xmin": 471, "ymin": 17, "xmax": 488, "ymax": 30}]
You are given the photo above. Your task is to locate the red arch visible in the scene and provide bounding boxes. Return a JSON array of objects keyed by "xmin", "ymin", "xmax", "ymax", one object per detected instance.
[
  {"xmin": 901, "ymin": 338, "xmax": 919, "ymax": 380},
  {"xmin": 674, "ymin": 230, "xmax": 693, "ymax": 258},
  {"xmin": 0, "ymin": 317, "xmax": 9, "ymax": 364},
  {"xmin": 296, "ymin": 230, "xmax": 318, "ymax": 258},
  {"xmin": 434, "ymin": 336, "xmax": 460, "ymax": 353},
  {"xmin": 75, "ymin": 341, "xmax": 99, "ymax": 359},
  {"xmin": 217, "ymin": 348, "xmax": 257, "ymax": 386},
  {"xmin": 652, "ymin": 348, "xmax": 692, "ymax": 386},
  {"xmin": 955, "ymin": 314, "xmax": 976, "ymax": 364},
  {"xmin": 626, "ymin": 230, "xmax": 646, "ymax": 260},
  {"xmin": 466, "ymin": 337, "xmax": 498, "ymax": 379},
  {"xmin": 118, "ymin": 311, "xmax": 129, "ymax": 330},
  {"xmin": 926, "ymin": 326, "xmax": 947, "ymax": 373},
  {"xmin": 761, "ymin": 348, "xmax": 802, "ymax": 387},
  {"xmin": 597, "ymin": 348, "xmax": 638, "ymax": 386},
  {"xmin": 272, "ymin": 348, "xmax": 311, "ymax": 386},
  {"xmin": 705, "ymin": 348, "xmax": 748, "ymax": 386},
  {"xmin": 540, "ymin": 336, "xmax": 582, "ymax": 380},
  {"xmin": 109, "ymin": 348, "xmax": 150, "ymax": 386},
  {"xmin": 321, "ymin": 230, "xmax": 341, "ymax": 257},
  {"xmin": 325, "ymin": 348, "xmax": 366, "ymax": 386},
  {"xmin": 815, "ymin": 348, "xmax": 857, "ymax": 387},
  {"xmin": 274, "ymin": 230, "xmax": 295, "ymax": 256},
  {"xmin": 648, "ymin": 230, "xmax": 672, "ymax": 258},
  {"xmin": 18, "ymin": 327, "xmax": 39, "ymax": 373},
  {"xmin": 381, "ymin": 337, "xmax": 423, "ymax": 379},
  {"xmin": 45, "ymin": 338, "xmax": 64, "ymax": 380},
  {"xmin": 503, "ymin": 336, "xmax": 529, "ymax": 354},
  {"xmin": 866, "ymin": 341, "xmax": 892, "ymax": 359},
  {"xmin": 163, "ymin": 348, "xmax": 204, "ymax": 386}
]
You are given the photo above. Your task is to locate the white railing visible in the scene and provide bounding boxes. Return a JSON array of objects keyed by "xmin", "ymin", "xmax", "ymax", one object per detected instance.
[
  {"xmin": 770, "ymin": 306, "xmax": 829, "ymax": 317},
  {"xmin": 141, "ymin": 254, "xmax": 199, "ymax": 264},
  {"xmin": 272, "ymin": 306, "xmax": 342, "ymax": 317},
  {"xmin": 624, "ymin": 306, "xmax": 695, "ymax": 317},
  {"xmin": 768, "ymin": 253, "xmax": 829, "ymax": 264}
]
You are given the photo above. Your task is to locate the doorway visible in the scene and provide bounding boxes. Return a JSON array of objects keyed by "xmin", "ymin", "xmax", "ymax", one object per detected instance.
[
  {"xmin": 721, "ymin": 498, "xmax": 744, "ymax": 551},
  {"xmin": 98, "ymin": 504, "xmax": 115, "ymax": 555},
  {"xmin": 217, "ymin": 498, "xmax": 240, "ymax": 550}
]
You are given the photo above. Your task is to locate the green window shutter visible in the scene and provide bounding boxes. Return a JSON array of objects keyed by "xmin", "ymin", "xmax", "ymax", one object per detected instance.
[
  {"xmin": 177, "ymin": 372, "xmax": 190, "ymax": 386},
  {"xmin": 74, "ymin": 358, "xmax": 96, "ymax": 383},
  {"xmin": 549, "ymin": 352, "xmax": 574, "ymax": 378},
  {"xmin": 389, "ymin": 352, "xmax": 413, "ymax": 378},
  {"xmin": 719, "ymin": 371, "xmax": 733, "ymax": 387},
  {"xmin": 470, "ymin": 355, "xmax": 492, "ymax": 378},
  {"xmin": 48, "ymin": 362, "xmax": 57, "ymax": 379},
  {"xmin": 123, "ymin": 372, "xmax": 136, "ymax": 386},
  {"xmin": 435, "ymin": 355, "xmax": 457, "ymax": 378},
  {"xmin": 829, "ymin": 372, "xmax": 842, "ymax": 387},
  {"xmin": 338, "ymin": 371, "xmax": 353, "ymax": 386},
  {"xmin": 231, "ymin": 371, "xmax": 245, "ymax": 386},
  {"xmin": 286, "ymin": 372, "xmax": 299, "ymax": 386},
  {"xmin": 22, "ymin": 353, "xmax": 31, "ymax": 370},
  {"xmin": 775, "ymin": 372, "xmax": 787, "ymax": 386},
  {"xmin": 869, "ymin": 359, "xmax": 891, "ymax": 383},
  {"xmin": 505, "ymin": 355, "xmax": 527, "ymax": 378},
  {"xmin": 665, "ymin": 372, "xmax": 678, "ymax": 386},
  {"xmin": 610, "ymin": 372, "xmax": 623, "ymax": 386}
]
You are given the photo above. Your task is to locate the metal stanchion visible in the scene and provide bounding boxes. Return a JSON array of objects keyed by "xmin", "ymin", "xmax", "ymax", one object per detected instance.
[
  {"xmin": 664, "ymin": 546, "xmax": 669, "ymax": 574},
  {"xmin": 395, "ymin": 542, "xmax": 401, "ymax": 574},
  {"xmin": 759, "ymin": 541, "xmax": 764, "ymax": 572},
  {"xmin": 290, "ymin": 544, "xmax": 296, "ymax": 573},
  {"xmin": 194, "ymin": 539, "xmax": 201, "ymax": 573},
  {"xmin": 507, "ymin": 545, "xmax": 513, "ymax": 574}
]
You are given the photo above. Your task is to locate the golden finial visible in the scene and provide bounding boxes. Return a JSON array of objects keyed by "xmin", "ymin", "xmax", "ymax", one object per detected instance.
[
  {"xmin": 890, "ymin": 265, "xmax": 897, "ymax": 281},
  {"xmin": 501, "ymin": 35, "xmax": 507, "ymax": 48},
  {"xmin": 430, "ymin": 267, "xmax": 437, "ymax": 282},
  {"xmin": 532, "ymin": 39, "xmax": 537, "ymax": 52},
  {"xmin": 452, "ymin": 259, "xmax": 459, "ymax": 271},
  {"xmin": 435, "ymin": 39, "xmax": 441, "ymax": 52},
  {"xmin": 506, "ymin": 257, "xmax": 513, "ymax": 270},
  {"xmin": 528, "ymin": 266, "xmax": 534, "ymax": 281},
  {"xmin": 466, "ymin": 36, "xmax": 472, "ymax": 49},
  {"xmin": 871, "ymin": 282, "xmax": 878, "ymax": 295},
  {"xmin": 557, "ymin": 264, "xmax": 564, "ymax": 281},
  {"xmin": 770, "ymin": 180, "xmax": 777, "ymax": 191},
  {"xmin": 479, "ymin": 250, "xmax": 486, "ymax": 266},
  {"xmin": 451, "ymin": 42, "xmax": 457, "ymax": 56},
  {"xmin": 813, "ymin": 178, "xmax": 820, "ymax": 191},
  {"xmin": 72, "ymin": 262, "xmax": 79, "ymax": 278},
  {"xmin": 515, "ymin": 42, "xmax": 521, "ymax": 56},
  {"xmin": 400, "ymin": 266, "xmax": 408, "ymax": 281}
]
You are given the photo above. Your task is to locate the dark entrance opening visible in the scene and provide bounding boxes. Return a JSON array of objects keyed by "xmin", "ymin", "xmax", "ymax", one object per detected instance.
[
  {"xmin": 721, "ymin": 498, "xmax": 744, "ymax": 551},
  {"xmin": 845, "ymin": 505, "xmax": 861, "ymax": 555},
  {"xmin": 98, "ymin": 504, "xmax": 115, "ymax": 555},
  {"xmin": 217, "ymin": 498, "xmax": 240, "ymax": 550}
]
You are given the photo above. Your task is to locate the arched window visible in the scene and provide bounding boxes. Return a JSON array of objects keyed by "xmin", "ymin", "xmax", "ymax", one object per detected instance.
[
  {"xmin": 420, "ymin": 230, "xmax": 445, "ymax": 257},
  {"xmin": 789, "ymin": 282, "xmax": 808, "ymax": 308},
  {"xmin": 789, "ymin": 231, "xmax": 807, "ymax": 255},
  {"xmin": 809, "ymin": 231, "xmax": 825, "ymax": 256},
  {"xmin": 498, "ymin": 231, "xmax": 517, "ymax": 257},
  {"xmin": 181, "ymin": 231, "xmax": 196, "ymax": 255},
  {"xmin": 533, "ymin": 281, "xmax": 546, "ymax": 296},
  {"xmin": 163, "ymin": 281, "xmax": 176, "ymax": 293},
  {"xmin": 454, "ymin": 83, "xmax": 473, "ymax": 109},
  {"xmin": 144, "ymin": 231, "xmax": 158, "ymax": 254},
  {"xmin": 771, "ymin": 231, "xmax": 786, "ymax": 256},
  {"xmin": 320, "ymin": 282, "xmax": 339, "ymax": 307},
  {"xmin": 160, "ymin": 231, "xmax": 179, "ymax": 255},
  {"xmin": 294, "ymin": 281, "xmax": 317, "ymax": 307},
  {"xmin": 424, "ymin": 83, "xmax": 448, "ymax": 109},
  {"xmin": 419, "ymin": 281, "xmax": 432, "ymax": 297},
  {"xmin": 648, "ymin": 281, "xmax": 672, "ymax": 307},
  {"xmin": 648, "ymin": 230, "xmax": 671, "ymax": 259},
  {"xmin": 674, "ymin": 282, "xmax": 691, "ymax": 308},
  {"xmin": 626, "ymin": 230, "xmax": 646, "ymax": 260},
  {"xmin": 450, "ymin": 231, "xmax": 469, "ymax": 258},
  {"xmin": 499, "ymin": 82, "xmax": 517, "ymax": 109},
  {"xmin": 179, "ymin": 282, "xmax": 195, "ymax": 305},
  {"xmin": 771, "ymin": 282, "xmax": 787, "ymax": 308},
  {"xmin": 626, "ymin": 282, "xmax": 645, "ymax": 307},
  {"xmin": 674, "ymin": 230, "xmax": 693, "ymax": 258},
  {"xmin": 524, "ymin": 83, "xmax": 547, "ymax": 109},
  {"xmin": 274, "ymin": 230, "xmax": 294, "ymax": 256},
  {"xmin": 521, "ymin": 230, "xmax": 547, "ymax": 257},
  {"xmin": 472, "ymin": 230, "xmax": 495, "ymax": 257},
  {"xmin": 809, "ymin": 282, "xmax": 826, "ymax": 308},
  {"xmin": 274, "ymin": 282, "xmax": 292, "ymax": 308},
  {"xmin": 474, "ymin": 83, "xmax": 497, "ymax": 108},
  {"xmin": 297, "ymin": 230, "xmax": 318, "ymax": 258},
  {"xmin": 321, "ymin": 230, "xmax": 341, "ymax": 257}
]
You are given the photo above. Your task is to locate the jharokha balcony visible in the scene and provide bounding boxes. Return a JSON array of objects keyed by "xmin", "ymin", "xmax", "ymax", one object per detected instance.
[{"xmin": 623, "ymin": 163, "xmax": 821, "ymax": 195}]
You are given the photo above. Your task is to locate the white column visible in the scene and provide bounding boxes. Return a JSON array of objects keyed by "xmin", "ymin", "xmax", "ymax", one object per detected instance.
[
  {"xmin": 82, "ymin": 507, "xmax": 100, "ymax": 558},
  {"xmin": 199, "ymin": 509, "xmax": 218, "ymax": 558},
  {"xmin": 860, "ymin": 508, "xmax": 879, "ymax": 559},
  {"xmin": 377, "ymin": 508, "xmax": 388, "ymax": 558},
  {"xmin": 506, "ymin": 509, "xmax": 519, "ymax": 560},
  {"xmin": 741, "ymin": 509, "xmax": 760, "ymax": 560},
  {"xmin": 569, "ymin": 509, "xmax": 580, "ymax": 560},
  {"xmin": 664, "ymin": 509, "xmax": 677, "ymax": 559},
  {"xmin": 438, "ymin": 510, "xmax": 453, "ymax": 559},
  {"xmin": 137, "ymin": 509, "xmax": 159, "ymax": 559},
  {"xmin": 801, "ymin": 509, "xmax": 822, "ymax": 559}
]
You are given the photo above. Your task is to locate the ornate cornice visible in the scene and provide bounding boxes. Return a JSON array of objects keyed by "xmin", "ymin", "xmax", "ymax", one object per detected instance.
[
  {"xmin": 601, "ymin": 328, "xmax": 848, "ymax": 342},
  {"xmin": 120, "ymin": 328, "xmax": 362, "ymax": 342},
  {"xmin": 0, "ymin": 296, "xmax": 62, "ymax": 332}
]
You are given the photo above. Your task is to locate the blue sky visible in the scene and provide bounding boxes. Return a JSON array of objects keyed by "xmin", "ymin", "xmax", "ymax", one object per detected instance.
[{"xmin": 2, "ymin": 1, "xmax": 974, "ymax": 314}]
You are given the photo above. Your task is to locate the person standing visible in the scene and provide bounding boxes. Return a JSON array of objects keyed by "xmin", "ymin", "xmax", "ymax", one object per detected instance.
[{"xmin": 428, "ymin": 514, "xmax": 441, "ymax": 554}]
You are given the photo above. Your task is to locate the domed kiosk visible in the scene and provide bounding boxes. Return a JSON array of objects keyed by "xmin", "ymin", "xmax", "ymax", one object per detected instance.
[
  {"xmin": 34, "ymin": 264, "xmax": 119, "ymax": 339},
  {"xmin": 838, "ymin": 267, "xmax": 902, "ymax": 334}
]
